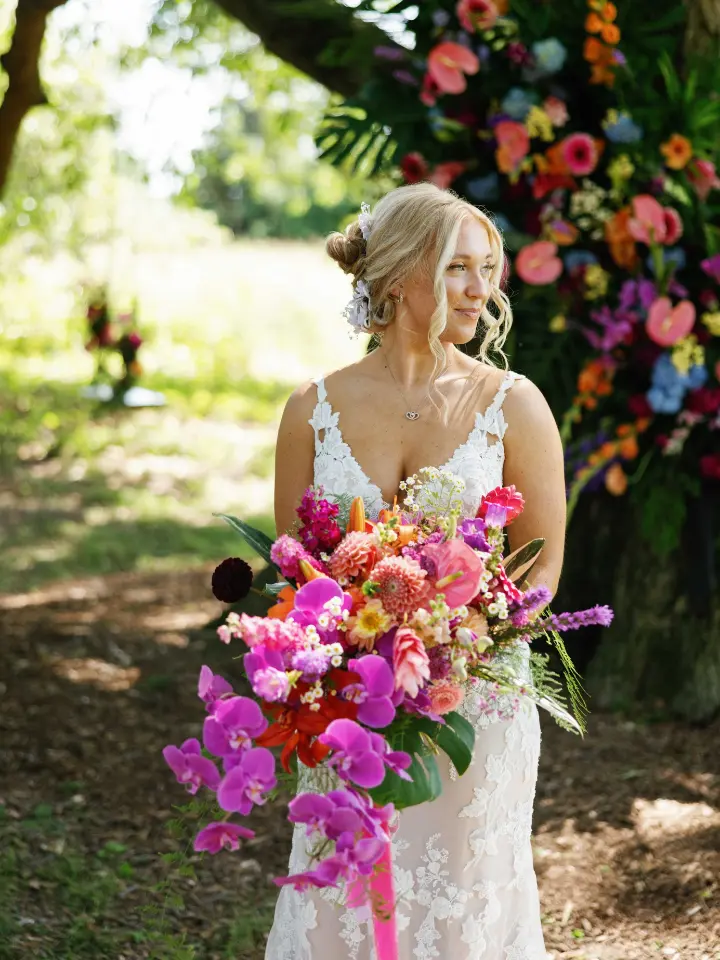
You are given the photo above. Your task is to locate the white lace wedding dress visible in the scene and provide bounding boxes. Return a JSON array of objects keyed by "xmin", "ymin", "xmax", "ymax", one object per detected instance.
[{"xmin": 265, "ymin": 370, "xmax": 547, "ymax": 960}]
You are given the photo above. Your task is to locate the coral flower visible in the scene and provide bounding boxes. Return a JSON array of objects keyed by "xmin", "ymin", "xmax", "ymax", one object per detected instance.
[
  {"xmin": 371, "ymin": 555, "xmax": 428, "ymax": 618},
  {"xmin": 604, "ymin": 463, "xmax": 628, "ymax": 496},
  {"xmin": 393, "ymin": 626, "xmax": 431, "ymax": 698},
  {"xmin": 646, "ymin": 298, "xmax": 696, "ymax": 347},
  {"xmin": 427, "ymin": 41, "xmax": 480, "ymax": 96},
  {"xmin": 604, "ymin": 207, "xmax": 638, "ymax": 270},
  {"xmin": 329, "ymin": 531, "xmax": 377, "ymax": 582},
  {"xmin": 456, "ymin": 0, "xmax": 499, "ymax": 32},
  {"xmin": 687, "ymin": 159, "xmax": 720, "ymax": 201},
  {"xmin": 477, "ymin": 485, "xmax": 525, "ymax": 524},
  {"xmin": 494, "ymin": 120, "xmax": 530, "ymax": 175},
  {"xmin": 267, "ymin": 584, "xmax": 295, "ymax": 620},
  {"xmin": 559, "ymin": 133, "xmax": 601, "ymax": 176},
  {"xmin": 627, "ymin": 195, "xmax": 684, "ymax": 246},
  {"xmin": 660, "ymin": 134, "xmax": 693, "ymax": 171},
  {"xmin": 429, "ymin": 161, "xmax": 466, "ymax": 189},
  {"xmin": 515, "ymin": 241, "xmax": 563, "ymax": 285},
  {"xmin": 423, "ymin": 539, "xmax": 487, "ymax": 608},
  {"xmin": 428, "ymin": 681, "xmax": 465, "ymax": 716}
]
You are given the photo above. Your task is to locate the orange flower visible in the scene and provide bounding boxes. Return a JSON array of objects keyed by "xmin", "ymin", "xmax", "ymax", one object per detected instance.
[
  {"xmin": 583, "ymin": 36, "xmax": 606, "ymax": 63},
  {"xmin": 619, "ymin": 436, "xmax": 639, "ymax": 460},
  {"xmin": 585, "ymin": 12, "xmax": 603, "ymax": 32},
  {"xmin": 602, "ymin": 1, "xmax": 617, "ymax": 20},
  {"xmin": 616, "ymin": 423, "xmax": 633, "ymax": 438},
  {"xmin": 604, "ymin": 207, "xmax": 638, "ymax": 270},
  {"xmin": 267, "ymin": 584, "xmax": 296, "ymax": 620},
  {"xmin": 601, "ymin": 22, "xmax": 620, "ymax": 44},
  {"xmin": 660, "ymin": 134, "xmax": 693, "ymax": 170},
  {"xmin": 599, "ymin": 441, "xmax": 617, "ymax": 459},
  {"xmin": 605, "ymin": 463, "xmax": 628, "ymax": 496},
  {"xmin": 495, "ymin": 120, "xmax": 531, "ymax": 175}
]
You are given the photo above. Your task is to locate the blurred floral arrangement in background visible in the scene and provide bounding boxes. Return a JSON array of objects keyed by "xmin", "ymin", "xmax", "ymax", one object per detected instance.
[{"xmin": 84, "ymin": 287, "xmax": 144, "ymax": 400}]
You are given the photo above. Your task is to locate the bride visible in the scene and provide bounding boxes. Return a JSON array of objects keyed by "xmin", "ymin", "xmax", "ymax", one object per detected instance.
[{"xmin": 266, "ymin": 183, "xmax": 566, "ymax": 959}]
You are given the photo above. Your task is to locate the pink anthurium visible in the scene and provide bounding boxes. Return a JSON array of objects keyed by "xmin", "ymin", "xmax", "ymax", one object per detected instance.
[
  {"xmin": 628, "ymin": 195, "xmax": 684, "ymax": 246},
  {"xmin": 646, "ymin": 297, "xmax": 696, "ymax": 347},
  {"xmin": 515, "ymin": 241, "xmax": 563, "ymax": 285},
  {"xmin": 427, "ymin": 41, "xmax": 480, "ymax": 95}
]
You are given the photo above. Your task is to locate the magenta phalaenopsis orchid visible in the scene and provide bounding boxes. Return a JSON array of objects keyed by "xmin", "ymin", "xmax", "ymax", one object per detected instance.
[
  {"xmin": 162, "ymin": 738, "xmax": 221, "ymax": 795},
  {"xmin": 193, "ymin": 821, "xmax": 255, "ymax": 853},
  {"xmin": 216, "ymin": 746, "xmax": 277, "ymax": 815},
  {"xmin": 319, "ymin": 718, "xmax": 409, "ymax": 789},
  {"xmin": 203, "ymin": 695, "xmax": 268, "ymax": 757},
  {"xmin": 197, "ymin": 665, "xmax": 233, "ymax": 711},
  {"xmin": 345, "ymin": 655, "xmax": 398, "ymax": 728}
]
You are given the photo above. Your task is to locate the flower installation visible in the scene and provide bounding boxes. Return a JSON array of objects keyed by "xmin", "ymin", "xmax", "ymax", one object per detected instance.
[
  {"xmin": 164, "ymin": 474, "xmax": 612, "ymax": 955},
  {"xmin": 328, "ymin": 0, "xmax": 720, "ymax": 547},
  {"xmin": 84, "ymin": 288, "xmax": 144, "ymax": 398}
]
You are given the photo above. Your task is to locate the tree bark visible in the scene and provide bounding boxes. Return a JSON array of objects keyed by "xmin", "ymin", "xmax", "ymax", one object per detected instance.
[
  {"xmin": 0, "ymin": 0, "xmax": 70, "ymax": 198},
  {"xmin": 683, "ymin": 0, "xmax": 720, "ymax": 59},
  {"xmin": 211, "ymin": 0, "xmax": 398, "ymax": 97}
]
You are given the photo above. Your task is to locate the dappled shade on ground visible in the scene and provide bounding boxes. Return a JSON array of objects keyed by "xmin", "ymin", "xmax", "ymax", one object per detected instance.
[{"xmin": 0, "ymin": 567, "xmax": 718, "ymax": 959}]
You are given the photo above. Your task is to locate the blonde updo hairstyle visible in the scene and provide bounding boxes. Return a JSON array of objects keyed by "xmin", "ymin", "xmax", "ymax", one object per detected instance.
[{"xmin": 326, "ymin": 183, "xmax": 513, "ymax": 394}]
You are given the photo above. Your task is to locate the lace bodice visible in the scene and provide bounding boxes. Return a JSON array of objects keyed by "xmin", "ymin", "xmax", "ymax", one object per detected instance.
[{"xmin": 308, "ymin": 370, "xmax": 525, "ymax": 519}]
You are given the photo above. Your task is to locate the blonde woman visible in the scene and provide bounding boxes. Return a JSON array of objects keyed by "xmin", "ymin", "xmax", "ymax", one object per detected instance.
[{"xmin": 266, "ymin": 184, "xmax": 565, "ymax": 959}]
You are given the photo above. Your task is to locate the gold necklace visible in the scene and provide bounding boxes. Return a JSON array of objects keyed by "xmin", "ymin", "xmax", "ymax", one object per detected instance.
[{"xmin": 383, "ymin": 355, "xmax": 433, "ymax": 421}]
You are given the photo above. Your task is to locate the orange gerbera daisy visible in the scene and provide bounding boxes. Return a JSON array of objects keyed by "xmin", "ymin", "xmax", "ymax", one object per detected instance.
[{"xmin": 660, "ymin": 134, "xmax": 693, "ymax": 170}]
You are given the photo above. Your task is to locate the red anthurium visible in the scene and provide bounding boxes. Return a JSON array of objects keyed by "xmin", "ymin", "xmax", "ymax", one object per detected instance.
[{"xmin": 427, "ymin": 41, "xmax": 480, "ymax": 96}]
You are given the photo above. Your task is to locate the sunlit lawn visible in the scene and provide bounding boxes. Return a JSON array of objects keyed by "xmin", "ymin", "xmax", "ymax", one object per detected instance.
[{"xmin": 0, "ymin": 199, "xmax": 363, "ymax": 594}]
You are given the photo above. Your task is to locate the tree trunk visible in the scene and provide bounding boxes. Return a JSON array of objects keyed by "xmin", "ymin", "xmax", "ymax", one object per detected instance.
[
  {"xmin": 0, "ymin": 0, "xmax": 70, "ymax": 198},
  {"xmin": 557, "ymin": 485, "xmax": 720, "ymax": 724},
  {"xmin": 683, "ymin": 0, "xmax": 720, "ymax": 59}
]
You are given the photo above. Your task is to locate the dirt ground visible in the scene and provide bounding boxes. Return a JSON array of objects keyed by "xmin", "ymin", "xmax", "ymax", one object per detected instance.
[{"xmin": 1, "ymin": 566, "xmax": 718, "ymax": 960}]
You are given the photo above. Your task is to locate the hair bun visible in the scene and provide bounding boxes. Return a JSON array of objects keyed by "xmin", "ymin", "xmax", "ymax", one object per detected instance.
[{"xmin": 326, "ymin": 221, "xmax": 365, "ymax": 276}]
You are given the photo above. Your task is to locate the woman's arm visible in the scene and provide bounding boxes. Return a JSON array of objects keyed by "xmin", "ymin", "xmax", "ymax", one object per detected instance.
[
  {"xmin": 273, "ymin": 380, "xmax": 317, "ymax": 536},
  {"xmin": 502, "ymin": 377, "xmax": 567, "ymax": 600}
]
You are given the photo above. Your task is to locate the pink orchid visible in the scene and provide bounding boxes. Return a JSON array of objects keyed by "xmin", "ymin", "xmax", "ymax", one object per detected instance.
[
  {"xmin": 423, "ymin": 539, "xmax": 487, "ymax": 607},
  {"xmin": 628, "ymin": 195, "xmax": 683, "ymax": 246},
  {"xmin": 515, "ymin": 241, "xmax": 563, "ymax": 285},
  {"xmin": 194, "ymin": 821, "xmax": 255, "ymax": 853},
  {"xmin": 393, "ymin": 626, "xmax": 431, "ymax": 698},
  {"xmin": 687, "ymin": 159, "xmax": 720, "ymax": 202},
  {"xmin": 427, "ymin": 41, "xmax": 480, "ymax": 96},
  {"xmin": 646, "ymin": 297, "xmax": 696, "ymax": 347}
]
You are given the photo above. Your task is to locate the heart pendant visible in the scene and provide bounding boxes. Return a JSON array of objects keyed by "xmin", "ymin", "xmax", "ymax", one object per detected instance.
[{"xmin": 405, "ymin": 411, "xmax": 420, "ymax": 421}]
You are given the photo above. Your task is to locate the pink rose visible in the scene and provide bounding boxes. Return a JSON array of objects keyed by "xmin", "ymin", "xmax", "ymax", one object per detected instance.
[
  {"xmin": 428, "ymin": 681, "xmax": 465, "ymax": 716},
  {"xmin": 422, "ymin": 539, "xmax": 486, "ymax": 608},
  {"xmin": 476, "ymin": 485, "xmax": 525, "ymax": 523},
  {"xmin": 393, "ymin": 626, "xmax": 431, "ymax": 698}
]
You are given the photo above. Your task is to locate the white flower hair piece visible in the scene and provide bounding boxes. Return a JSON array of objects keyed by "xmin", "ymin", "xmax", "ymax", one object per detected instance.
[
  {"xmin": 343, "ymin": 279, "xmax": 371, "ymax": 336},
  {"xmin": 358, "ymin": 201, "xmax": 372, "ymax": 242}
]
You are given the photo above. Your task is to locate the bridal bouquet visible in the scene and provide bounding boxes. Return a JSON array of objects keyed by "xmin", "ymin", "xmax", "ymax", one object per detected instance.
[{"xmin": 163, "ymin": 469, "xmax": 611, "ymax": 946}]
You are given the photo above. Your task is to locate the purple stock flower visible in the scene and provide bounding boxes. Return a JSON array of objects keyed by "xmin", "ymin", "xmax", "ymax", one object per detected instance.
[
  {"xmin": 319, "ymin": 719, "xmax": 387, "ymax": 788},
  {"xmin": 198, "ymin": 665, "xmax": 233, "ymax": 711},
  {"xmin": 290, "ymin": 646, "xmax": 334, "ymax": 679},
  {"xmin": 194, "ymin": 821, "xmax": 255, "ymax": 853},
  {"xmin": 542, "ymin": 605, "xmax": 614, "ymax": 632},
  {"xmin": 203, "ymin": 696, "xmax": 268, "ymax": 757},
  {"xmin": 163, "ymin": 738, "xmax": 221, "ymax": 795},
  {"xmin": 344, "ymin": 655, "xmax": 397, "ymax": 728},
  {"xmin": 217, "ymin": 746, "xmax": 277, "ymax": 815},
  {"xmin": 458, "ymin": 517, "xmax": 490, "ymax": 551}
]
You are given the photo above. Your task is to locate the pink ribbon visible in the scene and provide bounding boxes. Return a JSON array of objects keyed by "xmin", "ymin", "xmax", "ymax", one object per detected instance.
[{"xmin": 348, "ymin": 832, "xmax": 398, "ymax": 960}]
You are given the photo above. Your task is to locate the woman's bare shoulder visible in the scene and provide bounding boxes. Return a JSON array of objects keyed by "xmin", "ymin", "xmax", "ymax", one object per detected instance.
[{"xmin": 502, "ymin": 373, "xmax": 559, "ymax": 445}]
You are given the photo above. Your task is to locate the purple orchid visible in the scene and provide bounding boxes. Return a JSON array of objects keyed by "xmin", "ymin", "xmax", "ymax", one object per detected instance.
[
  {"xmin": 163, "ymin": 738, "xmax": 221, "ymax": 795},
  {"xmin": 203, "ymin": 696, "xmax": 268, "ymax": 757},
  {"xmin": 194, "ymin": 821, "xmax": 255, "ymax": 853},
  {"xmin": 344, "ymin": 655, "xmax": 397, "ymax": 728},
  {"xmin": 584, "ymin": 305, "xmax": 634, "ymax": 352},
  {"xmin": 288, "ymin": 791, "xmax": 364, "ymax": 841},
  {"xmin": 287, "ymin": 578, "xmax": 352, "ymax": 640},
  {"xmin": 216, "ymin": 746, "xmax": 277, "ymax": 815},
  {"xmin": 368, "ymin": 731, "xmax": 412, "ymax": 781},
  {"xmin": 701, "ymin": 253, "xmax": 720, "ymax": 283},
  {"xmin": 458, "ymin": 517, "xmax": 490, "ymax": 551},
  {"xmin": 198, "ymin": 665, "xmax": 233, "ymax": 712},
  {"xmin": 244, "ymin": 645, "xmax": 290, "ymax": 702},
  {"xmin": 318, "ymin": 719, "xmax": 387, "ymax": 788},
  {"xmin": 275, "ymin": 834, "xmax": 386, "ymax": 892}
]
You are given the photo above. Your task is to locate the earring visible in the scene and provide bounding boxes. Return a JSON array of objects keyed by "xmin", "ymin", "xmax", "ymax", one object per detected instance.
[{"xmin": 388, "ymin": 291, "xmax": 404, "ymax": 303}]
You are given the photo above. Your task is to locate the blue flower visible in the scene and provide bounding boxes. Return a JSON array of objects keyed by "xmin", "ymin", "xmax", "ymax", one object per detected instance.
[
  {"xmin": 687, "ymin": 364, "xmax": 708, "ymax": 390},
  {"xmin": 531, "ymin": 38, "xmax": 567, "ymax": 76},
  {"xmin": 500, "ymin": 87, "xmax": 536, "ymax": 121},
  {"xmin": 646, "ymin": 386, "xmax": 684, "ymax": 415},
  {"xmin": 603, "ymin": 113, "xmax": 643, "ymax": 144},
  {"xmin": 651, "ymin": 353, "xmax": 685, "ymax": 390},
  {"xmin": 466, "ymin": 172, "xmax": 500, "ymax": 202},
  {"xmin": 564, "ymin": 250, "xmax": 598, "ymax": 272}
]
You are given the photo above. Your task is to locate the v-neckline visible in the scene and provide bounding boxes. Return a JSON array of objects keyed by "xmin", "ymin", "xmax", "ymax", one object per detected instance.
[{"xmin": 324, "ymin": 374, "xmax": 512, "ymax": 509}]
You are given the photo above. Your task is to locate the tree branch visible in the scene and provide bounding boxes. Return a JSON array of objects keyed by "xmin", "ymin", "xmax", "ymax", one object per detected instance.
[
  {"xmin": 210, "ymin": 0, "xmax": 398, "ymax": 97},
  {"xmin": 0, "ymin": 0, "xmax": 70, "ymax": 198}
]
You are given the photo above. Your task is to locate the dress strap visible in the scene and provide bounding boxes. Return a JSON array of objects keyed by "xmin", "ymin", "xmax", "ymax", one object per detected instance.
[
  {"xmin": 312, "ymin": 376, "xmax": 327, "ymax": 403},
  {"xmin": 484, "ymin": 371, "xmax": 524, "ymax": 420}
]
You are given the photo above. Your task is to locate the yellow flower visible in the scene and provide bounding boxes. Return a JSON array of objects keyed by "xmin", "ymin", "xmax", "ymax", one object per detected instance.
[
  {"xmin": 549, "ymin": 314, "xmax": 567, "ymax": 332},
  {"xmin": 660, "ymin": 134, "xmax": 693, "ymax": 171},
  {"xmin": 583, "ymin": 264, "xmax": 610, "ymax": 300},
  {"xmin": 347, "ymin": 598, "xmax": 391, "ymax": 650},
  {"xmin": 525, "ymin": 106, "xmax": 554, "ymax": 142},
  {"xmin": 701, "ymin": 312, "xmax": 720, "ymax": 336},
  {"xmin": 671, "ymin": 335, "xmax": 704, "ymax": 376},
  {"xmin": 607, "ymin": 154, "xmax": 635, "ymax": 185}
]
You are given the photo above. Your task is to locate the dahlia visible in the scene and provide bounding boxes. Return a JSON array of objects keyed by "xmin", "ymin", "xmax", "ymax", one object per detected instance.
[
  {"xmin": 328, "ymin": 532, "xmax": 376, "ymax": 582},
  {"xmin": 428, "ymin": 680, "xmax": 465, "ymax": 716},
  {"xmin": 371, "ymin": 556, "xmax": 428, "ymax": 618},
  {"xmin": 393, "ymin": 626, "xmax": 431, "ymax": 698}
]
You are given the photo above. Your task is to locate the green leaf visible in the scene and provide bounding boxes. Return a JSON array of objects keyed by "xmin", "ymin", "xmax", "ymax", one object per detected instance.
[
  {"xmin": 264, "ymin": 580, "xmax": 291, "ymax": 596},
  {"xmin": 435, "ymin": 711, "xmax": 474, "ymax": 776},
  {"xmin": 368, "ymin": 723, "xmax": 443, "ymax": 809},
  {"xmin": 214, "ymin": 513, "xmax": 275, "ymax": 565},
  {"xmin": 504, "ymin": 538, "xmax": 545, "ymax": 582}
]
